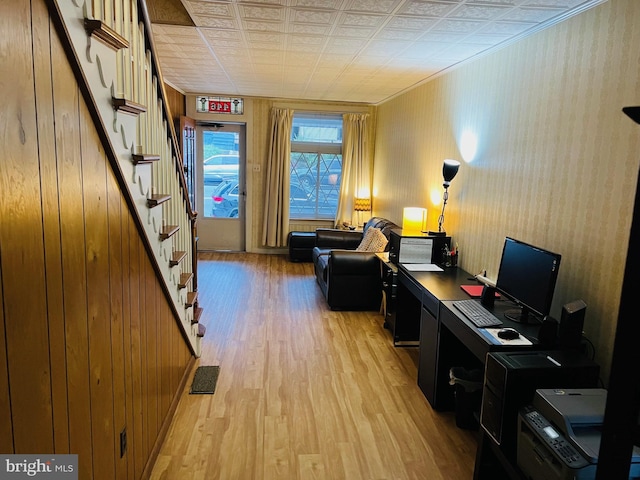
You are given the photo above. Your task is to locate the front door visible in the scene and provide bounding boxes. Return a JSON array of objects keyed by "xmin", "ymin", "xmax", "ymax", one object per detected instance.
[{"xmin": 197, "ymin": 123, "xmax": 246, "ymax": 251}]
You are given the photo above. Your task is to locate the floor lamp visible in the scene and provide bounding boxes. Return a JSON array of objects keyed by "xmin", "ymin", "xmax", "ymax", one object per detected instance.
[{"xmin": 429, "ymin": 159, "xmax": 460, "ymax": 236}]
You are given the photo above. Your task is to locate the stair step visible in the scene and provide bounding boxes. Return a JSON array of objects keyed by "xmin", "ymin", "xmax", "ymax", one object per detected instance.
[
  {"xmin": 160, "ymin": 225, "xmax": 179, "ymax": 240},
  {"xmin": 197, "ymin": 323, "xmax": 206, "ymax": 338},
  {"xmin": 132, "ymin": 154, "xmax": 161, "ymax": 165},
  {"xmin": 179, "ymin": 273, "xmax": 193, "ymax": 289},
  {"xmin": 185, "ymin": 291, "xmax": 198, "ymax": 308},
  {"xmin": 192, "ymin": 307, "xmax": 203, "ymax": 324},
  {"xmin": 170, "ymin": 250, "xmax": 187, "ymax": 267},
  {"xmin": 112, "ymin": 97, "xmax": 146, "ymax": 115},
  {"xmin": 147, "ymin": 194, "xmax": 171, "ymax": 208},
  {"xmin": 84, "ymin": 19, "xmax": 129, "ymax": 51}
]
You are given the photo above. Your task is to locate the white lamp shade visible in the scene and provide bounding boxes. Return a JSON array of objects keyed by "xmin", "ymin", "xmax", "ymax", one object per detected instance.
[{"xmin": 402, "ymin": 207, "xmax": 427, "ymax": 234}]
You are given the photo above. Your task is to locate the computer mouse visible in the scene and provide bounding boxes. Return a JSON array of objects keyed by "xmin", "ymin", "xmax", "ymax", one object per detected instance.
[{"xmin": 497, "ymin": 328, "xmax": 520, "ymax": 340}]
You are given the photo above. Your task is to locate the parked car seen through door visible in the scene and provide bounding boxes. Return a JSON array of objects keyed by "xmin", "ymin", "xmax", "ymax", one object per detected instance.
[{"xmin": 203, "ymin": 154, "xmax": 239, "ymax": 185}]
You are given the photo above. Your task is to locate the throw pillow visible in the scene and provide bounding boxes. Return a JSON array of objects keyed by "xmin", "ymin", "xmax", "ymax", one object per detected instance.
[
  {"xmin": 355, "ymin": 227, "xmax": 376, "ymax": 251},
  {"xmin": 368, "ymin": 227, "xmax": 389, "ymax": 252},
  {"xmin": 356, "ymin": 227, "xmax": 388, "ymax": 252}
]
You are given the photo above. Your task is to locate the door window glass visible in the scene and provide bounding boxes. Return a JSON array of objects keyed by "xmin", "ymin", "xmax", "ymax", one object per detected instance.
[{"xmin": 201, "ymin": 130, "xmax": 240, "ymax": 218}]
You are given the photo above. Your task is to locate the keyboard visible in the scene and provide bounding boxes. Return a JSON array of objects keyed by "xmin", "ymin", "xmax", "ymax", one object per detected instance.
[{"xmin": 452, "ymin": 299, "xmax": 503, "ymax": 328}]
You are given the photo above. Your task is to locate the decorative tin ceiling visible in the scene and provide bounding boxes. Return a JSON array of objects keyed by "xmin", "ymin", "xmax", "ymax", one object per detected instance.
[{"xmin": 148, "ymin": 0, "xmax": 605, "ymax": 104}]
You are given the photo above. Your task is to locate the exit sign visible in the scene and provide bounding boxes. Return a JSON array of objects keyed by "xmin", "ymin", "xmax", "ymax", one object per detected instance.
[{"xmin": 196, "ymin": 96, "xmax": 243, "ymax": 115}]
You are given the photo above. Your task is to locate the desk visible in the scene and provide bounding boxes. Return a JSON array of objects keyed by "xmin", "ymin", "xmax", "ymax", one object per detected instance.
[
  {"xmin": 436, "ymin": 299, "xmax": 545, "ymax": 404},
  {"xmin": 396, "ymin": 265, "xmax": 599, "ymax": 479},
  {"xmin": 394, "ymin": 266, "xmax": 471, "ymax": 346},
  {"xmin": 395, "ymin": 265, "xmax": 542, "ymax": 410}
]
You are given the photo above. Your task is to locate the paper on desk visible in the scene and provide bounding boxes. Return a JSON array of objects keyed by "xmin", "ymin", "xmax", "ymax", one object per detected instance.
[
  {"xmin": 399, "ymin": 237, "xmax": 433, "ymax": 263},
  {"xmin": 402, "ymin": 263, "xmax": 444, "ymax": 272},
  {"xmin": 480, "ymin": 328, "xmax": 533, "ymax": 346},
  {"xmin": 377, "ymin": 252, "xmax": 390, "ymax": 263}
]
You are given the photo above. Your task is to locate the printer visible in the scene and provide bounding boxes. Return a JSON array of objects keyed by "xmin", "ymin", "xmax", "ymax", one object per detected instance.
[{"xmin": 517, "ymin": 389, "xmax": 640, "ymax": 480}]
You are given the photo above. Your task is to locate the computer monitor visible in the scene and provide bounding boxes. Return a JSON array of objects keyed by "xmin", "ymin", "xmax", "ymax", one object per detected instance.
[{"xmin": 495, "ymin": 237, "xmax": 562, "ymax": 323}]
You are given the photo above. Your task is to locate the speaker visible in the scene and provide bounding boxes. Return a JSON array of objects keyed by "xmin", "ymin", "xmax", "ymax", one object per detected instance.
[
  {"xmin": 480, "ymin": 285, "xmax": 496, "ymax": 308},
  {"xmin": 538, "ymin": 316, "xmax": 558, "ymax": 348},
  {"xmin": 558, "ymin": 299, "xmax": 586, "ymax": 350}
]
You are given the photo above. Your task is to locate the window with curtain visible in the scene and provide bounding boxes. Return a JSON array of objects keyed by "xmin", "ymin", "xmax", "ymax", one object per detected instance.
[{"xmin": 290, "ymin": 113, "xmax": 343, "ymax": 220}]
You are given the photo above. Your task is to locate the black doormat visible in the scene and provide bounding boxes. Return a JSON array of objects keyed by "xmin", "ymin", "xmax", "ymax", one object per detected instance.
[{"xmin": 190, "ymin": 366, "xmax": 220, "ymax": 394}]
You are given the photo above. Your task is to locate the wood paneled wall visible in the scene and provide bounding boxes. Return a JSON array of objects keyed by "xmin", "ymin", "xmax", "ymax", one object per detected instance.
[
  {"xmin": 0, "ymin": 1, "xmax": 193, "ymax": 479},
  {"xmin": 164, "ymin": 83, "xmax": 186, "ymax": 124}
]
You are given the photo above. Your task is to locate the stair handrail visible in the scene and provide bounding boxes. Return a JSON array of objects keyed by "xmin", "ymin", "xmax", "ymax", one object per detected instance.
[
  {"xmin": 136, "ymin": 0, "xmax": 200, "ymax": 296},
  {"xmin": 137, "ymin": 0, "xmax": 196, "ymax": 221}
]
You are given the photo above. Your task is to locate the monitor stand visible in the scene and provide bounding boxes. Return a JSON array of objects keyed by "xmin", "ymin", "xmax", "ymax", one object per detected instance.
[{"xmin": 504, "ymin": 306, "xmax": 540, "ymax": 324}]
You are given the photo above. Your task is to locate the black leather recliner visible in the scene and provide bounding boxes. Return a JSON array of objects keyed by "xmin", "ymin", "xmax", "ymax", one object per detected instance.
[{"xmin": 312, "ymin": 217, "xmax": 399, "ymax": 310}]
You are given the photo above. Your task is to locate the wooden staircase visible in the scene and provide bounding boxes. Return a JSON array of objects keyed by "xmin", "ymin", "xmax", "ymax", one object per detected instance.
[{"xmin": 47, "ymin": 0, "xmax": 204, "ymax": 354}]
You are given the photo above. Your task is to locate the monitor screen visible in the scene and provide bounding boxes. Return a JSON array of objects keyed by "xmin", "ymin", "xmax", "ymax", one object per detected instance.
[{"xmin": 495, "ymin": 237, "xmax": 561, "ymax": 323}]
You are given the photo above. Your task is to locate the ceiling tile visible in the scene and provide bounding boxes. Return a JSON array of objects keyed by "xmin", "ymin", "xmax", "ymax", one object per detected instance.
[
  {"xmin": 200, "ymin": 29, "xmax": 243, "ymax": 41},
  {"xmin": 450, "ymin": 4, "xmax": 512, "ymax": 20},
  {"xmin": 387, "ymin": 16, "xmax": 439, "ymax": 30},
  {"xmin": 243, "ymin": 20, "xmax": 285, "ymax": 32},
  {"xmin": 238, "ymin": 0, "xmax": 287, "ymax": 6},
  {"xmin": 194, "ymin": 16, "xmax": 238, "ymax": 28},
  {"xmin": 420, "ymin": 32, "xmax": 466, "ymax": 43},
  {"xmin": 293, "ymin": 0, "xmax": 341, "ymax": 7},
  {"xmin": 293, "ymin": 9, "xmax": 337, "ymax": 24},
  {"xmin": 239, "ymin": 5, "xmax": 285, "ymax": 21},
  {"xmin": 149, "ymin": 0, "xmax": 605, "ymax": 103},
  {"xmin": 285, "ymin": 52, "xmax": 320, "ymax": 63},
  {"xmin": 246, "ymin": 31, "xmax": 285, "ymax": 44},
  {"xmin": 332, "ymin": 26, "xmax": 377, "ymax": 38},
  {"xmin": 339, "ymin": 12, "xmax": 386, "ymax": 27},
  {"xmin": 467, "ymin": 0, "xmax": 521, "ymax": 5},
  {"xmin": 432, "ymin": 19, "xmax": 485, "ymax": 33},
  {"xmin": 291, "ymin": 24, "xmax": 332, "ymax": 34},
  {"xmin": 479, "ymin": 21, "xmax": 537, "ymax": 34},
  {"xmin": 398, "ymin": 1, "xmax": 459, "ymax": 17},
  {"xmin": 289, "ymin": 35, "xmax": 326, "ymax": 46},
  {"xmin": 499, "ymin": 6, "xmax": 565, "ymax": 22},
  {"xmin": 523, "ymin": 0, "xmax": 587, "ymax": 6},
  {"xmin": 362, "ymin": 40, "xmax": 411, "ymax": 56},
  {"xmin": 401, "ymin": 42, "xmax": 447, "ymax": 58},
  {"xmin": 378, "ymin": 28, "xmax": 425, "ymax": 41},
  {"xmin": 188, "ymin": 2, "xmax": 233, "ymax": 16},
  {"xmin": 345, "ymin": 0, "xmax": 400, "ymax": 14},
  {"xmin": 465, "ymin": 32, "xmax": 513, "ymax": 44}
]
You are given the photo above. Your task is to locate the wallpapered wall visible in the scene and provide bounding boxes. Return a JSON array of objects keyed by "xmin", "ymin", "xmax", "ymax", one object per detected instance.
[{"xmin": 372, "ymin": 0, "xmax": 640, "ymax": 382}]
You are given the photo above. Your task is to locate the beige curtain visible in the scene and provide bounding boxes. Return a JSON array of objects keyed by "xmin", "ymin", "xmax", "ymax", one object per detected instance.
[
  {"xmin": 262, "ymin": 108, "xmax": 294, "ymax": 247},
  {"xmin": 336, "ymin": 113, "xmax": 371, "ymax": 226}
]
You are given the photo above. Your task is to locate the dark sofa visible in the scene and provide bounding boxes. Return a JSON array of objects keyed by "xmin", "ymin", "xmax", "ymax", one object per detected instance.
[{"xmin": 312, "ymin": 217, "xmax": 400, "ymax": 310}]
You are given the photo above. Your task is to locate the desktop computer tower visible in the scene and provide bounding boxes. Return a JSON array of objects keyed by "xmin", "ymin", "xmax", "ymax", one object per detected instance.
[{"xmin": 480, "ymin": 350, "xmax": 599, "ymax": 460}]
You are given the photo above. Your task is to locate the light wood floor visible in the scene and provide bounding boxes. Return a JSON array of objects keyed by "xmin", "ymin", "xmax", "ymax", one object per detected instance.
[{"xmin": 150, "ymin": 253, "xmax": 478, "ymax": 480}]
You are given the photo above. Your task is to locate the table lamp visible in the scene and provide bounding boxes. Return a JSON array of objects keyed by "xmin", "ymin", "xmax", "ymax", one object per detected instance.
[
  {"xmin": 402, "ymin": 207, "xmax": 427, "ymax": 235},
  {"xmin": 429, "ymin": 159, "xmax": 460, "ymax": 236},
  {"xmin": 354, "ymin": 197, "xmax": 371, "ymax": 227}
]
